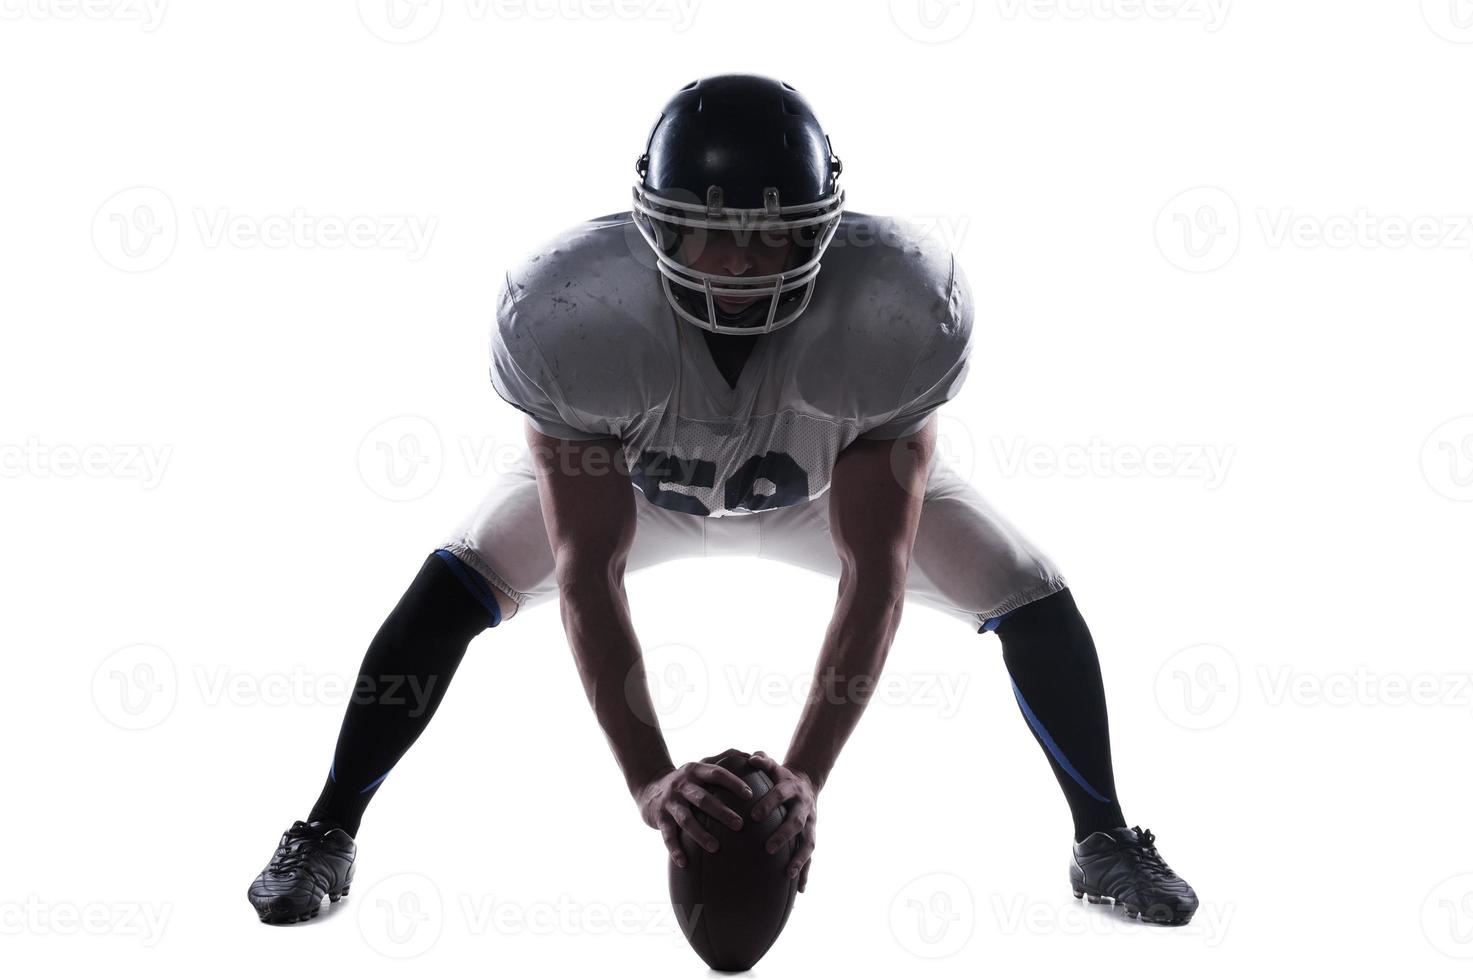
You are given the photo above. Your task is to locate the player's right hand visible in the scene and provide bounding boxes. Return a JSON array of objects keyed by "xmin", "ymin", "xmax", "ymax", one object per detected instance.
[{"xmin": 636, "ymin": 756, "xmax": 754, "ymax": 867}]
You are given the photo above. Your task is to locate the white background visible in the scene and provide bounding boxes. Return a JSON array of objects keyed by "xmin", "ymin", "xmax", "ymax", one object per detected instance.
[{"xmin": 3, "ymin": 0, "xmax": 1472, "ymax": 975}]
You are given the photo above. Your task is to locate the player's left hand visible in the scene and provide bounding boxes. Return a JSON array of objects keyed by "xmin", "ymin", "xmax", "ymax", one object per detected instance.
[{"xmin": 748, "ymin": 751, "xmax": 817, "ymax": 892}]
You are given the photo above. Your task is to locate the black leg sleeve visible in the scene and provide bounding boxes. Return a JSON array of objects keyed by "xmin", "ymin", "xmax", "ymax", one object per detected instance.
[
  {"xmin": 994, "ymin": 588, "xmax": 1127, "ymax": 842},
  {"xmin": 306, "ymin": 552, "xmax": 496, "ymax": 837}
]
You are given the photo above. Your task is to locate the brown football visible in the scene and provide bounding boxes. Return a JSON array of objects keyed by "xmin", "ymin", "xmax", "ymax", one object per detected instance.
[{"xmin": 668, "ymin": 748, "xmax": 801, "ymax": 972}]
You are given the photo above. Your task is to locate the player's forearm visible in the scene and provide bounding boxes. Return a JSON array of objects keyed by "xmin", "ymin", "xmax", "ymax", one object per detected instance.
[
  {"xmin": 557, "ymin": 574, "xmax": 675, "ymax": 799},
  {"xmin": 783, "ymin": 568, "xmax": 908, "ymax": 794}
]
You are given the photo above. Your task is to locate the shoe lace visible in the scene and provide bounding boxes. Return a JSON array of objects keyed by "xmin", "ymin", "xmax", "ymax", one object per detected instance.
[
  {"xmin": 1128, "ymin": 826, "xmax": 1174, "ymax": 876},
  {"xmin": 269, "ymin": 820, "xmax": 327, "ymax": 874}
]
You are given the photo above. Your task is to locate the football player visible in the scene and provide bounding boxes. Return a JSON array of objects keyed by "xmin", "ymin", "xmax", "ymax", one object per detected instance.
[{"xmin": 248, "ymin": 74, "xmax": 1198, "ymax": 928}]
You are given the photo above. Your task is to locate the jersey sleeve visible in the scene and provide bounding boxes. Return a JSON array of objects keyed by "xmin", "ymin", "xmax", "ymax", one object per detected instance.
[
  {"xmin": 857, "ymin": 255, "xmax": 974, "ymax": 440},
  {"xmin": 489, "ymin": 270, "xmax": 611, "ymax": 442}
]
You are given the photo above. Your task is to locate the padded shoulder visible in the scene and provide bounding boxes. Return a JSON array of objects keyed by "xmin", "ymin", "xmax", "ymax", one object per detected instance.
[
  {"xmin": 491, "ymin": 215, "xmax": 673, "ymax": 439},
  {"xmin": 804, "ymin": 213, "xmax": 975, "ymax": 438}
]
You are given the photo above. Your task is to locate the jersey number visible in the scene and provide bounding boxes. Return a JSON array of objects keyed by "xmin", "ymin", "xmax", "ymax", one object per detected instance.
[{"xmin": 631, "ymin": 449, "xmax": 809, "ymax": 516}]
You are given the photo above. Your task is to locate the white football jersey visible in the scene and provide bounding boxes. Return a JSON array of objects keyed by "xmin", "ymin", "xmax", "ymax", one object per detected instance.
[{"xmin": 489, "ymin": 211, "xmax": 974, "ymax": 517}]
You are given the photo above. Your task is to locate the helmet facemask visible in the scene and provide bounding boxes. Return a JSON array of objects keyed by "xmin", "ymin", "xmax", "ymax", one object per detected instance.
[{"xmin": 631, "ymin": 182, "xmax": 844, "ymax": 335}]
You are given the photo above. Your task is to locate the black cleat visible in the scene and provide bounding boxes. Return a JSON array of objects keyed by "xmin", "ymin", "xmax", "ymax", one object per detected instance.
[
  {"xmin": 247, "ymin": 819, "xmax": 356, "ymax": 924},
  {"xmin": 1070, "ymin": 826, "xmax": 1198, "ymax": 925}
]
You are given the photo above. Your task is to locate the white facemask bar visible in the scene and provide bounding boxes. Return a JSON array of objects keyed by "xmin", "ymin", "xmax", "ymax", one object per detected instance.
[{"xmin": 630, "ymin": 183, "xmax": 845, "ymax": 335}]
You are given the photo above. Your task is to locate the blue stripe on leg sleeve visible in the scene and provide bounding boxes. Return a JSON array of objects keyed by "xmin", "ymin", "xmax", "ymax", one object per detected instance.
[
  {"xmin": 360, "ymin": 768, "xmax": 392, "ymax": 794},
  {"xmin": 1009, "ymin": 678, "xmax": 1113, "ymax": 803}
]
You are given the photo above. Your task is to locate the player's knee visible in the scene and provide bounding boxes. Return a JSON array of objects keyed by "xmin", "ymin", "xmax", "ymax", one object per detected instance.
[
  {"xmin": 379, "ymin": 552, "xmax": 504, "ymax": 643},
  {"xmin": 992, "ymin": 587, "xmax": 1093, "ymax": 651}
]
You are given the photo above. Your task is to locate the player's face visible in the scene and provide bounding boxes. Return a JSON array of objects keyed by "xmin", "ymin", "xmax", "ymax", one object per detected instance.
[{"xmin": 677, "ymin": 228, "xmax": 795, "ymax": 313}]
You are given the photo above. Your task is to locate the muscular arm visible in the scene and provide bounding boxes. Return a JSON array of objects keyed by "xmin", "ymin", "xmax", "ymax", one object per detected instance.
[
  {"xmin": 526, "ymin": 422, "xmax": 675, "ymax": 798},
  {"xmin": 783, "ymin": 417, "xmax": 937, "ymax": 793}
]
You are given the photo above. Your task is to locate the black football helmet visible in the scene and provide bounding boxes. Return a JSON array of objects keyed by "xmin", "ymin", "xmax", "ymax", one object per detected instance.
[{"xmin": 631, "ymin": 74, "xmax": 845, "ymax": 334}]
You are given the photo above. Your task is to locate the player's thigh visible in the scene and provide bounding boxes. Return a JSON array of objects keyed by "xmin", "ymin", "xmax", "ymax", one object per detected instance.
[
  {"xmin": 906, "ymin": 456, "xmax": 1068, "ymax": 629},
  {"xmin": 436, "ymin": 449, "xmax": 704, "ymax": 620},
  {"xmin": 755, "ymin": 457, "xmax": 1067, "ymax": 630}
]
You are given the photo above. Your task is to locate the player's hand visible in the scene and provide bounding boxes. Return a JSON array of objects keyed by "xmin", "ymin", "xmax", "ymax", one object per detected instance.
[
  {"xmin": 748, "ymin": 751, "xmax": 818, "ymax": 891},
  {"xmin": 636, "ymin": 757, "xmax": 753, "ymax": 868}
]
